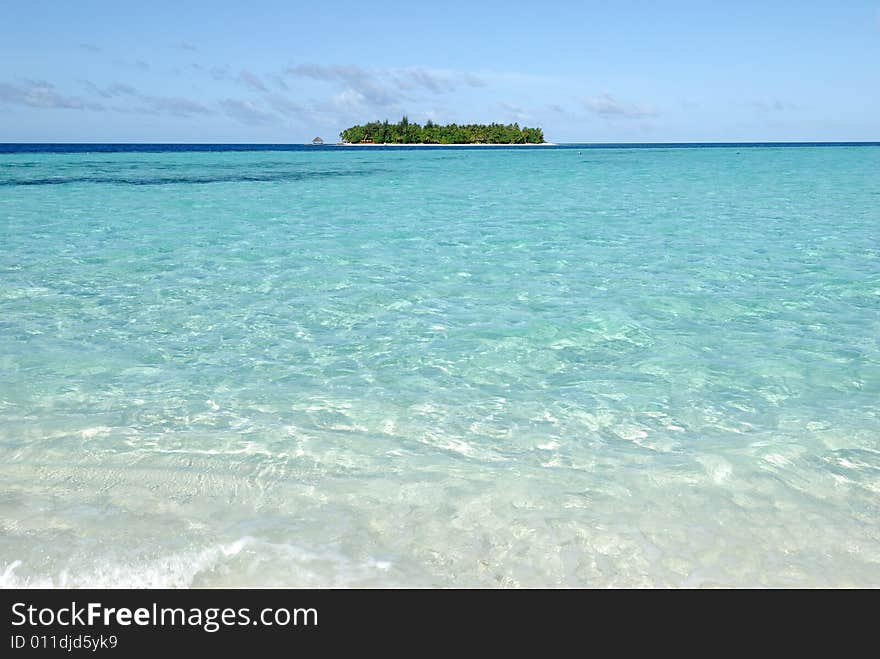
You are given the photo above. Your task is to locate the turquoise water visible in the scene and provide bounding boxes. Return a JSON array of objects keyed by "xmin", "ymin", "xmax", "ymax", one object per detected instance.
[{"xmin": 1, "ymin": 144, "xmax": 878, "ymax": 587}]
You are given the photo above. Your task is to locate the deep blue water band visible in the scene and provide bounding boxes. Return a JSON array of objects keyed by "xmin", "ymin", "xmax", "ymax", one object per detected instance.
[{"xmin": 2, "ymin": 142, "xmax": 879, "ymax": 154}]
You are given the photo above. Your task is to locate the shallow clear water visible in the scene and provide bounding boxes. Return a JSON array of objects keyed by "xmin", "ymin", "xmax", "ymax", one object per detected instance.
[{"xmin": 1, "ymin": 144, "xmax": 878, "ymax": 587}]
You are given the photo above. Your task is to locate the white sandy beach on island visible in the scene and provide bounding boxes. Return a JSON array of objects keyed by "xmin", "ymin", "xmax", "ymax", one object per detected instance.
[{"xmin": 334, "ymin": 142, "xmax": 557, "ymax": 146}]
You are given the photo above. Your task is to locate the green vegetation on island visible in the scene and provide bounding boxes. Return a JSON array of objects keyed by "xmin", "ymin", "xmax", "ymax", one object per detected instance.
[{"xmin": 340, "ymin": 116, "xmax": 545, "ymax": 144}]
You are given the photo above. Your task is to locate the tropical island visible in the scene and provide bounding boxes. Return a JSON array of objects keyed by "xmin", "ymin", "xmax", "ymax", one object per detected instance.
[{"xmin": 340, "ymin": 117, "xmax": 546, "ymax": 145}]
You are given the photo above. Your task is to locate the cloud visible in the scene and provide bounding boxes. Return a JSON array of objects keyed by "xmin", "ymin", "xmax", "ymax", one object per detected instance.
[
  {"xmin": 583, "ymin": 93, "xmax": 657, "ymax": 118},
  {"xmin": 80, "ymin": 80, "xmax": 138, "ymax": 98},
  {"xmin": 498, "ymin": 101, "xmax": 532, "ymax": 122},
  {"xmin": 285, "ymin": 64, "xmax": 396, "ymax": 106},
  {"xmin": 79, "ymin": 80, "xmax": 210, "ymax": 117},
  {"xmin": 110, "ymin": 95, "xmax": 213, "ymax": 118},
  {"xmin": 4, "ymin": 77, "xmax": 207, "ymax": 119},
  {"xmin": 462, "ymin": 73, "xmax": 488, "ymax": 88},
  {"xmin": 328, "ymin": 89, "xmax": 371, "ymax": 111},
  {"xmin": 112, "ymin": 59, "xmax": 151, "ymax": 71},
  {"xmin": 285, "ymin": 63, "xmax": 486, "ymax": 108},
  {"xmin": 173, "ymin": 41, "xmax": 197, "ymax": 51},
  {"xmin": 219, "ymin": 98, "xmax": 276, "ymax": 124},
  {"xmin": 422, "ymin": 107, "xmax": 450, "ymax": 123},
  {"xmin": 237, "ymin": 70, "xmax": 267, "ymax": 92},
  {"xmin": 268, "ymin": 74, "xmax": 288, "ymax": 91},
  {"xmin": 209, "ymin": 65, "xmax": 232, "ymax": 81},
  {"xmin": 392, "ymin": 68, "xmax": 485, "ymax": 93},
  {"xmin": 264, "ymin": 94, "xmax": 305, "ymax": 117},
  {"xmin": 192, "ymin": 65, "xmax": 272, "ymax": 93},
  {"xmin": 194, "ymin": 65, "xmax": 272, "ymax": 93},
  {"xmin": 79, "ymin": 43, "xmax": 101, "ymax": 53},
  {"xmin": 392, "ymin": 69, "xmax": 453, "ymax": 93},
  {"xmin": 113, "ymin": 96, "xmax": 211, "ymax": 118},
  {"xmin": 0, "ymin": 79, "xmax": 102, "ymax": 110},
  {"xmin": 137, "ymin": 96, "xmax": 213, "ymax": 117},
  {"xmin": 753, "ymin": 100, "xmax": 784, "ymax": 111},
  {"xmin": 285, "ymin": 63, "xmax": 362, "ymax": 81},
  {"xmin": 108, "ymin": 82, "xmax": 137, "ymax": 97},
  {"xmin": 499, "ymin": 101, "xmax": 525, "ymax": 114},
  {"xmin": 751, "ymin": 99, "xmax": 801, "ymax": 112}
]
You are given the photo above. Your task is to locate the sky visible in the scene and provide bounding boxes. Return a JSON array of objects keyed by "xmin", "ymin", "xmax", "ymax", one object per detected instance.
[{"xmin": 1, "ymin": 0, "xmax": 879, "ymax": 143}]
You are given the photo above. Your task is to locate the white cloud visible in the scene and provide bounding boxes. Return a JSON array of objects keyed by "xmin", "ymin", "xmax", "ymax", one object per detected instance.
[
  {"xmin": 498, "ymin": 101, "xmax": 533, "ymax": 122},
  {"xmin": 583, "ymin": 93, "xmax": 657, "ymax": 118},
  {"xmin": 237, "ymin": 70, "xmax": 268, "ymax": 92},
  {"xmin": 285, "ymin": 64, "xmax": 487, "ymax": 109},
  {"xmin": 264, "ymin": 94, "xmax": 305, "ymax": 117},
  {"xmin": 0, "ymin": 79, "xmax": 102, "ymax": 110},
  {"xmin": 219, "ymin": 98, "xmax": 276, "ymax": 124},
  {"xmin": 80, "ymin": 81, "xmax": 211, "ymax": 117}
]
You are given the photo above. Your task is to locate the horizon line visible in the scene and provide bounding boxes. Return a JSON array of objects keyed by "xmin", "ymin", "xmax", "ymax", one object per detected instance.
[{"xmin": 2, "ymin": 140, "xmax": 880, "ymax": 146}]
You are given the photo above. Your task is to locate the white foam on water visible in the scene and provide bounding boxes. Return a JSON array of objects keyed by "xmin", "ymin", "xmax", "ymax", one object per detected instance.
[
  {"xmin": 0, "ymin": 537, "xmax": 399, "ymax": 589},
  {"xmin": 0, "ymin": 540, "xmax": 250, "ymax": 589},
  {"xmin": 80, "ymin": 426, "xmax": 113, "ymax": 439}
]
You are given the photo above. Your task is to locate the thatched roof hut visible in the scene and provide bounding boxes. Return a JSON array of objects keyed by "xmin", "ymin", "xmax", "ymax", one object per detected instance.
[{"xmin": 311, "ymin": 137, "xmax": 324, "ymax": 145}]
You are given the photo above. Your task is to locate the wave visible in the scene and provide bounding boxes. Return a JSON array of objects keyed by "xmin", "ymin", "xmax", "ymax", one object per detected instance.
[{"xmin": 0, "ymin": 537, "xmax": 396, "ymax": 589}]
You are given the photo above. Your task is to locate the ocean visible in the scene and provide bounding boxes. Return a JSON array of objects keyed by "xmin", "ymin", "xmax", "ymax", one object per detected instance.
[{"xmin": 1, "ymin": 143, "xmax": 878, "ymax": 587}]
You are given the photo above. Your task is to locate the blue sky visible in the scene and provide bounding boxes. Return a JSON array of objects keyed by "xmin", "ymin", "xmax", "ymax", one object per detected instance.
[{"xmin": 1, "ymin": 0, "xmax": 879, "ymax": 142}]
